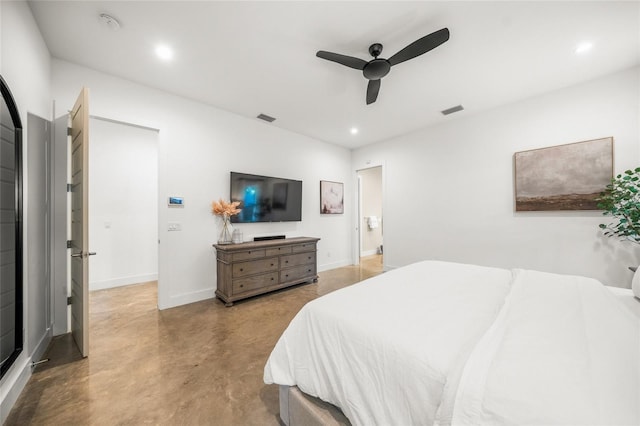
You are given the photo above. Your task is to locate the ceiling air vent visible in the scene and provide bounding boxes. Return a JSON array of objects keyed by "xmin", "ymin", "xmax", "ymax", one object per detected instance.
[
  {"xmin": 257, "ymin": 113, "xmax": 276, "ymax": 123},
  {"xmin": 441, "ymin": 105, "xmax": 464, "ymax": 116}
]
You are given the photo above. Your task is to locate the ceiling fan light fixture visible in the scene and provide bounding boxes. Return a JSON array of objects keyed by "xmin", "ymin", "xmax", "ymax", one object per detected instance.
[{"xmin": 316, "ymin": 27, "xmax": 450, "ymax": 105}]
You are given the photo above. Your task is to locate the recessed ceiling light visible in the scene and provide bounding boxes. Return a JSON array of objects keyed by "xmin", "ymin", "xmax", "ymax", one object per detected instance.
[
  {"xmin": 575, "ymin": 42, "xmax": 593, "ymax": 55},
  {"xmin": 350, "ymin": 127, "xmax": 359, "ymax": 135},
  {"xmin": 155, "ymin": 45, "xmax": 174, "ymax": 61}
]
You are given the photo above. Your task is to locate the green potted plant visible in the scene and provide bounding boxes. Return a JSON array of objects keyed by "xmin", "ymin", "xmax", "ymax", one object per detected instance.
[{"xmin": 597, "ymin": 167, "xmax": 640, "ymax": 297}]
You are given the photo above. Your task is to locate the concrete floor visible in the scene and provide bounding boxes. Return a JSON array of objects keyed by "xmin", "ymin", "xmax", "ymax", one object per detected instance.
[{"xmin": 5, "ymin": 255, "xmax": 383, "ymax": 425}]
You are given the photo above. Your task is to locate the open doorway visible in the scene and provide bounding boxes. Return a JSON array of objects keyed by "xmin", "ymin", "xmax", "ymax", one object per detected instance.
[
  {"xmin": 35, "ymin": 114, "xmax": 159, "ymax": 366},
  {"xmin": 357, "ymin": 166, "xmax": 383, "ymax": 267},
  {"xmin": 52, "ymin": 112, "xmax": 159, "ymax": 342},
  {"xmin": 88, "ymin": 117, "xmax": 159, "ymax": 292}
]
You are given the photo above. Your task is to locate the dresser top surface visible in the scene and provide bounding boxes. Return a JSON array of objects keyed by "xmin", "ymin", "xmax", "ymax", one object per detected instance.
[{"xmin": 213, "ymin": 236, "xmax": 320, "ymax": 252}]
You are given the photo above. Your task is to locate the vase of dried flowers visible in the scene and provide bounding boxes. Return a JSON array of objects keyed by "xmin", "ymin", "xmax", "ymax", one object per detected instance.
[{"xmin": 212, "ymin": 199, "xmax": 242, "ymax": 244}]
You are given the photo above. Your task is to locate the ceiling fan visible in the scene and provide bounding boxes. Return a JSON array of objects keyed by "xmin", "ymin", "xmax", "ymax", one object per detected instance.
[{"xmin": 316, "ymin": 28, "xmax": 450, "ymax": 105}]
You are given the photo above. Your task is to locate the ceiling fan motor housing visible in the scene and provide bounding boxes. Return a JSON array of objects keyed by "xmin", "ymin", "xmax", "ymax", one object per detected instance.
[{"xmin": 363, "ymin": 59, "xmax": 391, "ymax": 80}]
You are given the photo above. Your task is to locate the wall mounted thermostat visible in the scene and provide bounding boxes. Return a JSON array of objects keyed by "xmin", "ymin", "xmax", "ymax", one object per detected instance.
[{"xmin": 168, "ymin": 196, "xmax": 184, "ymax": 207}]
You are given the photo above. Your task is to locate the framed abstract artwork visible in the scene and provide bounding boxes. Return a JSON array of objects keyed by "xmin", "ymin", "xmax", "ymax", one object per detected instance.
[
  {"xmin": 320, "ymin": 180, "xmax": 344, "ymax": 214},
  {"xmin": 514, "ymin": 137, "xmax": 613, "ymax": 211}
]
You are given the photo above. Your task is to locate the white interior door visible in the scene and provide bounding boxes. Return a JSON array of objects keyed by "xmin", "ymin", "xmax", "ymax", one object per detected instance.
[{"xmin": 70, "ymin": 87, "xmax": 91, "ymax": 357}]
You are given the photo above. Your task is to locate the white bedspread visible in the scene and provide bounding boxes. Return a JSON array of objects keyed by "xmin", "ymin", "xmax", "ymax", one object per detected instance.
[
  {"xmin": 452, "ymin": 269, "xmax": 640, "ymax": 425},
  {"xmin": 263, "ymin": 261, "xmax": 640, "ymax": 425},
  {"xmin": 264, "ymin": 261, "xmax": 513, "ymax": 425}
]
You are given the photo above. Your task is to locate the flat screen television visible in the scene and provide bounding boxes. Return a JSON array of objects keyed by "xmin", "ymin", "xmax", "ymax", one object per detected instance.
[{"xmin": 230, "ymin": 172, "xmax": 302, "ymax": 223}]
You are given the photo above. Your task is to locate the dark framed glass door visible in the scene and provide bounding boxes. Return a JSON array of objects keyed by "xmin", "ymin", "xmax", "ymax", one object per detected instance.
[{"xmin": 0, "ymin": 74, "xmax": 24, "ymax": 379}]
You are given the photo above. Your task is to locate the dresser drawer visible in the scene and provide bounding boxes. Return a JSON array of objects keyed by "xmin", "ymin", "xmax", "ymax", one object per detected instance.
[
  {"xmin": 281, "ymin": 264, "xmax": 316, "ymax": 283},
  {"xmin": 281, "ymin": 252, "xmax": 316, "ymax": 268},
  {"xmin": 233, "ymin": 272, "xmax": 278, "ymax": 294},
  {"xmin": 233, "ymin": 258, "xmax": 278, "ymax": 277},
  {"xmin": 232, "ymin": 249, "xmax": 266, "ymax": 262},
  {"xmin": 265, "ymin": 246, "xmax": 292, "ymax": 257},
  {"xmin": 291, "ymin": 243, "xmax": 316, "ymax": 253}
]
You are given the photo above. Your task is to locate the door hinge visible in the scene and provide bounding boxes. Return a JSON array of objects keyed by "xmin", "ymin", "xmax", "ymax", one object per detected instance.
[
  {"xmin": 67, "ymin": 127, "xmax": 72, "ymax": 136},
  {"xmin": 67, "ymin": 183, "xmax": 72, "ymax": 192},
  {"xmin": 67, "ymin": 240, "xmax": 72, "ymax": 249},
  {"xmin": 67, "ymin": 296, "xmax": 73, "ymax": 305}
]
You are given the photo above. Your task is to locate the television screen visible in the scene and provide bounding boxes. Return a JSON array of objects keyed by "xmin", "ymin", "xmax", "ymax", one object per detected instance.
[{"xmin": 230, "ymin": 172, "xmax": 302, "ymax": 223}]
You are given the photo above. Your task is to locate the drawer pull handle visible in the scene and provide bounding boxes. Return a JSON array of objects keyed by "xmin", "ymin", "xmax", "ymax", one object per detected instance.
[
  {"xmin": 285, "ymin": 260, "xmax": 289, "ymax": 263},
  {"xmin": 240, "ymin": 268, "xmax": 243, "ymax": 272},
  {"xmin": 286, "ymin": 274, "xmax": 289, "ymax": 278},
  {"xmin": 271, "ymin": 277, "xmax": 274, "ymax": 281},
  {"xmin": 240, "ymin": 284, "xmax": 244, "ymax": 288},
  {"xmin": 271, "ymin": 263, "xmax": 274, "ymax": 266}
]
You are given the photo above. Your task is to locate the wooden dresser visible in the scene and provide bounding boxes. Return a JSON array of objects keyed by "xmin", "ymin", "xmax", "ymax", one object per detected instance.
[{"xmin": 213, "ymin": 237, "xmax": 320, "ymax": 306}]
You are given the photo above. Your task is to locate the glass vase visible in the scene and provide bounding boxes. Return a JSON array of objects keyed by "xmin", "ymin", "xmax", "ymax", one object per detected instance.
[{"xmin": 218, "ymin": 214, "xmax": 233, "ymax": 244}]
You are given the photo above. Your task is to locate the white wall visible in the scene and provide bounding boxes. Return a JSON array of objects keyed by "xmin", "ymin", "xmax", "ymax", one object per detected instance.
[
  {"xmin": 0, "ymin": 1, "xmax": 52, "ymax": 422},
  {"xmin": 359, "ymin": 166, "xmax": 383, "ymax": 256},
  {"xmin": 51, "ymin": 59, "xmax": 353, "ymax": 310},
  {"xmin": 88, "ymin": 117, "xmax": 158, "ymax": 290},
  {"xmin": 353, "ymin": 66, "xmax": 640, "ymax": 288}
]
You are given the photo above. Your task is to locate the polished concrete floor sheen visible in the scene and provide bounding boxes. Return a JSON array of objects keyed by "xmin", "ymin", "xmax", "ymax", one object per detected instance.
[{"xmin": 6, "ymin": 256, "xmax": 383, "ymax": 425}]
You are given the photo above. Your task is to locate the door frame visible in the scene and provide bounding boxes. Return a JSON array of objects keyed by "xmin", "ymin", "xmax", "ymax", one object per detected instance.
[{"xmin": 353, "ymin": 161, "xmax": 385, "ymax": 267}]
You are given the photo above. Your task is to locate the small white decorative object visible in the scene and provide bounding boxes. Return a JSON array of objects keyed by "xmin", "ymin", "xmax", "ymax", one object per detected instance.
[
  {"xmin": 232, "ymin": 229, "xmax": 243, "ymax": 244},
  {"xmin": 632, "ymin": 267, "xmax": 640, "ymax": 299}
]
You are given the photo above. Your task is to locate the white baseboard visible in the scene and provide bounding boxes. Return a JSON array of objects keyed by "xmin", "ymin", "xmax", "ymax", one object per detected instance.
[
  {"xmin": 318, "ymin": 259, "xmax": 351, "ymax": 272},
  {"xmin": 159, "ymin": 287, "xmax": 214, "ymax": 310},
  {"xmin": 90, "ymin": 273, "xmax": 158, "ymax": 291},
  {"xmin": 157, "ymin": 259, "xmax": 359, "ymax": 310},
  {"xmin": 0, "ymin": 327, "xmax": 52, "ymax": 424},
  {"xmin": 32, "ymin": 327, "xmax": 53, "ymax": 366},
  {"xmin": 383, "ymin": 264, "xmax": 398, "ymax": 272},
  {"xmin": 1, "ymin": 356, "xmax": 30, "ymax": 425},
  {"xmin": 360, "ymin": 249, "xmax": 379, "ymax": 257}
]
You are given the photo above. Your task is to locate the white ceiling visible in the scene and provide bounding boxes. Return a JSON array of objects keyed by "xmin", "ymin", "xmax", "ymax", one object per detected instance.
[{"xmin": 28, "ymin": 1, "xmax": 640, "ymax": 149}]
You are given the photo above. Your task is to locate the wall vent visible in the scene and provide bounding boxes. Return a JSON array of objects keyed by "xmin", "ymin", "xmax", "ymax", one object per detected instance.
[
  {"xmin": 441, "ymin": 105, "xmax": 464, "ymax": 116},
  {"xmin": 257, "ymin": 113, "xmax": 276, "ymax": 122}
]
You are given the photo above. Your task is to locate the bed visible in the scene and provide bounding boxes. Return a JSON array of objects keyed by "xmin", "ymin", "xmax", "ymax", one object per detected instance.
[{"xmin": 263, "ymin": 260, "xmax": 640, "ymax": 425}]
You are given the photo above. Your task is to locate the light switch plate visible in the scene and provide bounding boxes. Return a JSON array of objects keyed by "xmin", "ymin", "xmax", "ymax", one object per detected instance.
[{"xmin": 168, "ymin": 222, "xmax": 182, "ymax": 231}]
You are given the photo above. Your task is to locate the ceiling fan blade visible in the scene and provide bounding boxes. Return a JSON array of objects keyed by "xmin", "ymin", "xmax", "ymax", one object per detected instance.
[
  {"xmin": 388, "ymin": 28, "xmax": 450, "ymax": 67},
  {"xmin": 316, "ymin": 51, "xmax": 367, "ymax": 70},
  {"xmin": 366, "ymin": 79, "xmax": 381, "ymax": 105}
]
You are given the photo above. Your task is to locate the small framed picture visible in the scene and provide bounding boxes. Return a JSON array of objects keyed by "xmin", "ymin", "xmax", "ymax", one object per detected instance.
[
  {"xmin": 168, "ymin": 196, "xmax": 184, "ymax": 207},
  {"xmin": 320, "ymin": 181, "xmax": 344, "ymax": 214}
]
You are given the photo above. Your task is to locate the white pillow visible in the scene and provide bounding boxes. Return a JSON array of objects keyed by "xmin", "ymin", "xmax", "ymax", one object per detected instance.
[{"xmin": 633, "ymin": 267, "xmax": 640, "ymax": 299}]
